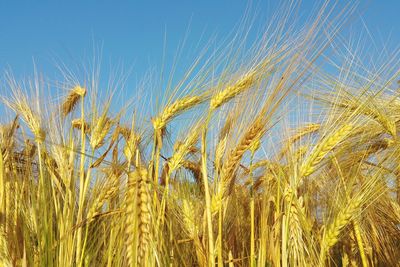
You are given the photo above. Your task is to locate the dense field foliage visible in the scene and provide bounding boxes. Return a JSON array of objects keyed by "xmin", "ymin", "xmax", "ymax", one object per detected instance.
[{"xmin": 0, "ymin": 3, "xmax": 399, "ymax": 267}]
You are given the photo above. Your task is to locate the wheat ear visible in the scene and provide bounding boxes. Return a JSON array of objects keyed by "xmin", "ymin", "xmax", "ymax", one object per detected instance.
[
  {"xmin": 319, "ymin": 196, "xmax": 362, "ymax": 264},
  {"xmin": 168, "ymin": 126, "xmax": 200, "ymax": 172},
  {"xmin": 218, "ymin": 116, "xmax": 265, "ymax": 199},
  {"xmin": 125, "ymin": 168, "xmax": 151, "ymax": 266},
  {"xmin": 210, "ymin": 70, "xmax": 256, "ymax": 111},
  {"xmin": 90, "ymin": 115, "xmax": 113, "ymax": 149},
  {"xmin": 152, "ymin": 95, "xmax": 204, "ymax": 131},
  {"xmin": 300, "ymin": 124, "xmax": 353, "ymax": 177},
  {"xmin": 87, "ymin": 185, "xmax": 118, "ymax": 223},
  {"xmin": 71, "ymin": 118, "xmax": 91, "ymax": 134},
  {"xmin": 278, "ymin": 123, "xmax": 320, "ymax": 159},
  {"xmin": 3, "ymin": 96, "xmax": 45, "ymax": 142},
  {"xmin": 61, "ymin": 85, "xmax": 86, "ymax": 117}
]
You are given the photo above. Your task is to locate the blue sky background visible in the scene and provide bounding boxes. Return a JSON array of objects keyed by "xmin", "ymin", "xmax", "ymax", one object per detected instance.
[{"xmin": 0, "ymin": 1, "xmax": 398, "ymax": 100}]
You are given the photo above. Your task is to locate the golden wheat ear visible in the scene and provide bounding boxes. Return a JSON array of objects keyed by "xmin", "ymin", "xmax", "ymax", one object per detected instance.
[
  {"xmin": 61, "ymin": 85, "xmax": 86, "ymax": 117},
  {"xmin": 71, "ymin": 118, "xmax": 91, "ymax": 133},
  {"xmin": 209, "ymin": 69, "xmax": 257, "ymax": 112},
  {"xmin": 152, "ymin": 94, "xmax": 205, "ymax": 131}
]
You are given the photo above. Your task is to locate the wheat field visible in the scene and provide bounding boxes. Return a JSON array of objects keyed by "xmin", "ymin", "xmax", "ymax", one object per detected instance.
[{"xmin": 0, "ymin": 2, "xmax": 399, "ymax": 267}]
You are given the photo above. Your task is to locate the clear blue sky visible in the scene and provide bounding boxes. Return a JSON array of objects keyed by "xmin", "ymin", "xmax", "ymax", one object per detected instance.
[{"xmin": 0, "ymin": 1, "xmax": 398, "ymax": 95}]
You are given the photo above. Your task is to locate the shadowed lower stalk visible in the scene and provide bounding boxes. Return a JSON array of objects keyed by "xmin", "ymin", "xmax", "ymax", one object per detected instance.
[
  {"xmin": 0, "ymin": 149, "xmax": 4, "ymax": 223},
  {"xmin": 249, "ymin": 140, "xmax": 259, "ymax": 267},
  {"xmin": 334, "ymin": 158, "xmax": 369, "ymax": 267},
  {"xmin": 353, "ymin": 221, "xmax": 368, "ymax": 267},
  {"xmin": 75, "ymin": 95, "xmax": 87, "ymax": 267},
  {"xmin": 151, "ymin": 131, "xmax": 161, "ymax": 212},
  {"xmin": 217, "ymin": 199, "xmax": 223, "ymax": 267},
  {"xmin": 201, "ymin": 113, "xmax": 215, "ymax": 267},
  {"xmin": 79, "ymin": 155, "xmax": 95, "ymax": 265},
  {"xmin": 157, "ymin": 165, "xmax": 175, "ymax": 266},
  {"xmin": 333, "ymin": 158, "xmax": 369, "ymax": 267},
  {"xmin": 37, "ymin": 140, "xmax": 52, "ymax": 266}
]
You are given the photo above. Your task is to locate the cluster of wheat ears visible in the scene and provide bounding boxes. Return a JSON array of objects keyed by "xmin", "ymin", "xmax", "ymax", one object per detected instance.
[{"xmin": 0, "ymin": 3, "xmax": 399, "ymax": 267}]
